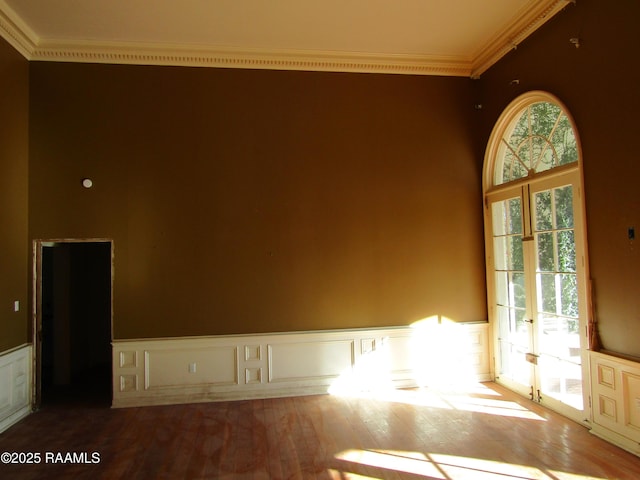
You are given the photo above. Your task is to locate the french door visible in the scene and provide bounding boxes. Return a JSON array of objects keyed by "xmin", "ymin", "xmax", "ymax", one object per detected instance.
[{"xmin": 488, "ymin": 169, "xmax": 589, "ymax": 423}]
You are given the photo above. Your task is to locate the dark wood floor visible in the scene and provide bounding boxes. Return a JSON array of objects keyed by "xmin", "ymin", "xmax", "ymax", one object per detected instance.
[{"xmin": 1, "ymin": 382, "xmax": 640, "ymax": 479}]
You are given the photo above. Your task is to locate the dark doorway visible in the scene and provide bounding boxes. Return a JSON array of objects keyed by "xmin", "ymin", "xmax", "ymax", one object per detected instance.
[{"xmin": 39, "ymin": 241, "xmax": 112, "ymax": 407}]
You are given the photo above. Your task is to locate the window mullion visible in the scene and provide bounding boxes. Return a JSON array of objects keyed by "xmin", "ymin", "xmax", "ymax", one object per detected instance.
[
  {"xmin": 522, "ymin": 184, "xmax": 533, "ymax": 240},
  {"xmin": 522, "ymin": 185, "xmax": 537, "ymax": 353}
]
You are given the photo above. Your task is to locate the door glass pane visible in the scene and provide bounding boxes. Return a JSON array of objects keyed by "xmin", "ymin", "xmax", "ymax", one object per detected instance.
[
  {"xmin": 535, "ymin": 191, "xmax": 552, "ymax": 231},
  {"xmin": 557, "ymin": 231, "xmax": 576, "ymax": 272},
  {"xmin": 496, "ymin": 305, "xmax": 528, "ymax": 347},
  {"xmin": 512, "ymin": 272, "xmax": 526, "ymax": 309},
  {"xmin": 538, "ymin": 354, "xmax": 583, "ymax": 410},
  {"xmin": 508, "ymin": 198, "xmax": 523, "ymax": 234},
  {"xmin": 499, "ymin": 341, "xmax": 530, "ymax": 386},
  {"xmin": 537, "ymin": 232, "xmax": 555, "ymax": 272},
  {"xmin": 555, "ymin": 186, "xmax": 574, "ymax": 229},
  {"xmin": 493, "ymin": 237, "xmax": 507, "ymax": 271},
  {"xmin": 509, "ymin": 236, "xmax": 524, "ymax": 271},
  {"xmin": 560, "ymin": 273, "xmax": 578, "ymax": 317},
  {"xmin": 539, "ymin": 314, "xmax": 580, "ymax": 361},
  {"xmin": 539, "ymin": 273, "xmax": 557, "ymax": 314}
]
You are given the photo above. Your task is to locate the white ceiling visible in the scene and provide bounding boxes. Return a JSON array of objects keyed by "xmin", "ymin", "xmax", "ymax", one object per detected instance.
[{"xmin": 0, "ymin": 0, "xmax": 571, "ymax": 77}]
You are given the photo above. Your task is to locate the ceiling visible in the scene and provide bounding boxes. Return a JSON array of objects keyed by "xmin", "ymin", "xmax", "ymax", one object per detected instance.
[{"xmin": 0, "ymin": 0, "xmax": 571, "ymax": 77}]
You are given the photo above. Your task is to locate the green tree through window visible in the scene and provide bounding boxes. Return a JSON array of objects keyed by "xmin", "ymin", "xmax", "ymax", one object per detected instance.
[{"xmin": 496, "ymin": 102, "xmax": 578, "ymax": 186}]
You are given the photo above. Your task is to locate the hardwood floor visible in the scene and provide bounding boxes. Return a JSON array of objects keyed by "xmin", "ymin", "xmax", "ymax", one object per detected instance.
[{"xmin": 1, "ymin": 382, "xmax": 640, "ymax": 479}]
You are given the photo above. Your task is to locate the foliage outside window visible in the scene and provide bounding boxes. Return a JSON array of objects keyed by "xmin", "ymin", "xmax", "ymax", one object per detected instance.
[{"xmin": 495, "ymin": 102, "xmax": 578, "ymax": 186}]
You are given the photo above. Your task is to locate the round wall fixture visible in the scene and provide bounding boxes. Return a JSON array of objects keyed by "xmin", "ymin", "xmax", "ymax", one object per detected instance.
[{"xmin": 82, "ymin": 178, "xmax": 93, "ymax": 188}]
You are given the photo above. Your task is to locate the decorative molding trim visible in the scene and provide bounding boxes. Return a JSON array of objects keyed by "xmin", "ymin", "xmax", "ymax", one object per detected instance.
[
  {"xmin": 0, "ymin": 0, "xmax": 569, "ymax": 77},
  {"xmin": 589, "ymin": 351, "xmax": 640, "ymax": 457},
  {"xmin": 471, "ymin": 0, "xmax": 574, "ymax": 78},
  {"xmin": 29, "ymin": 41, "xmax": 473, "ymax": 77},
  {"xmin": 112, "ymin": 323, "xmax": 491, "ymax": 408},
  {"xmin": 0, "ymin": 0, "xmax": 37, "ymax": 58},
  {"xmin": 0, "ymin": 344, "xmax": 32, "ymax": 434}
]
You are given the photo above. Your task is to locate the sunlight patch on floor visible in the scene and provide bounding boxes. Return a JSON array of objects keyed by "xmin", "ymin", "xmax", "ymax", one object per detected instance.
[
  {"xmin": 331, "ymin": 449, "xmax": 606, "ymax": 480},
  {"xmin": 332, "ymin": 384, "xmax": 546, "ymax": 421},
  {"xmin": 441, "ymin": 389, "xmax": 546, "ymax": 420},
  {"xmin": 327, "ymin": 470, "xmax": 379, "ymax": 480},
  {"xmin": 335, "ymin": 449, "xmax": 443, "ymax": 478}
]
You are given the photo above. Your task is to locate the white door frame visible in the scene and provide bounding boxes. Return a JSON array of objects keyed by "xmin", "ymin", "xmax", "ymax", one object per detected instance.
[{"xmin": 482, "ymin": 91, "xmax": 592, "ymax": 425}]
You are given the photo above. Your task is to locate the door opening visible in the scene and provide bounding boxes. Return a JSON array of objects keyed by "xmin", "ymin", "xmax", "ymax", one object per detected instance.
[
  {"xmin": 483, "ymin": 92, "xmax": 592, "ymax": 424},
  {"xmin": 34, "ymin": 240, "xmax": 113, "ymax": 408}
]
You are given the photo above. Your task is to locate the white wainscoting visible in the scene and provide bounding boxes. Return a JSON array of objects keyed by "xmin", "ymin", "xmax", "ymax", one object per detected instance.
[
  {"xmin": 112, "ymin": 323, "xmax": 490, "ymax": 408},
  {"xmin": 0, "ymin": 344, "xmax": 32, "ymax": 433},
  {"xmin": 589, "ymin": 350, "xmax": 640, "ymax": 455}
]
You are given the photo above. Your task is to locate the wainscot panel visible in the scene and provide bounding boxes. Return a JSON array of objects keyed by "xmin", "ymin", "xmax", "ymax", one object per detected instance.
[
  {"xmin": 0, "ymin": 344, "xmax": 32, "ymax": 433},
  {"xmin": 112, "ymin": 324, "xmax": 490, "ymax": 408},
  {"xmin": 589, "ymin": 350, "xmax": 640, "ymax": 456}
]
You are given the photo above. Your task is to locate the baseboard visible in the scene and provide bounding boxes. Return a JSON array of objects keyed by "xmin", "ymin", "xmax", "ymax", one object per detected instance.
[
  {"xmin": 590, "ymin": 424, "xmax": 640, "ymax": 457},
  {"xmin": 0, "ymin": 344, "xmax": 32, "ymax": 433},
  {"xmin": 112, "ymin": 323, "xmax": 490, "ymax": 408}
]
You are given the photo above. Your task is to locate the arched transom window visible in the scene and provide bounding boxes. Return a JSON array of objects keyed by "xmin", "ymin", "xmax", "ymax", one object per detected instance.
[{"xmin": 491, "ymin": 95, "xmax": 579, "ymax": 186}]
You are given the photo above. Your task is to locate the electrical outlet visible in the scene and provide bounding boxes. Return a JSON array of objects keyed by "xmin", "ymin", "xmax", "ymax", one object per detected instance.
[
  {"xmin": 13, "ymin": 301, "xmax": 19, "ymax": 312},
  {"xmin": 188, "ymin": 363, "xmax": 197, "ymax": 373}
]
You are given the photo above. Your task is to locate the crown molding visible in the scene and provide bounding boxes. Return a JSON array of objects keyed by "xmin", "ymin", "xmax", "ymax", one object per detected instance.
[
  {"xmin": 0, "ymin": 0, "xmax": 37, "ymax": 58},
  {"xmin": 29, "ymin": 40, "xmax": 473, "ymax": 76},
  {"xmin": 470, "ymin": 0, "xmax": 574, "ymax": 78},
  {"xmin": 0, "ymin": 0, "xmax": 570, "ymax": 77}
]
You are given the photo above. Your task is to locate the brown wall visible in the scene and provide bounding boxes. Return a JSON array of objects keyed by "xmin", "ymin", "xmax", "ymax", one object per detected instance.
[
  {"xmin": 10, "ymin": 1, "xmax": 638, "ymax": 356},
  {"xmin": 478, "ymin": 0, "xmax": 640, "ymax": 357},
  {"xmin": 9, "ymin": 0, "xmax": 638, "ymax": 356},
  {"xmin": 28, "ymin": 64, "xmax": 487, "ymax": 339},
  {"xmin": 0, "ymin": 38, "xmax": 29, "ymax": 352}
]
